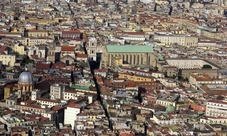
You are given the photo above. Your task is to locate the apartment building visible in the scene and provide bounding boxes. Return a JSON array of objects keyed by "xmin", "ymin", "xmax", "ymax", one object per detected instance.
[
  {"xmin": 36, "ymin": 98, "xmax": 62, "ymax": 108},
  {"xmin": 64, "ymin": 102, "xmax": 83, "ymax": 129},
  {"xmin": 63, "ymin": 90, "xmax": 85, "ymax": 100},
  {"xmin": 154, "ymin": 32, "xmax": 198, "ymax": 46},
  {"xmin": 50, "ymin": 84, "xmax": 65, "ymax": 100},
  {"xmin": 13, "ymin": 45, "xmax": 25, "ymax": 56},
  {"xmin": 0, "ymin": 46, "xmax": 16, "ymax": 67},
  {"xmin": 118, "ymin": 72, "xmax": 152, "ymax": 82},
  {"xmin": 197, "ymin": 39, "xmax": 219, "ymax": 50},
  {"xmin": 61, "ymin": 30, "xmax": 81, "ymax": 39},
  {"xmin": 206, "ymin": 100, "xmax": 227, "ymax": 118},
  {"xmin": 166, "ymin": 59, "xmax": 218, "ymax": 69},
  {"xmin": 189, "ymin": 73, "xmax": 223, "ymax": 88},
  {"xmin": 26, "ymin": 30, "xmax": 49, "ymax": 37},
  {"xmin": 151, "ymin": 113, "xmax": 186, "ymax": 125},
  {"xmin": 156, "ymin": 94, "xmax": 180, "ymax": 108},
  {"xmin": 160, "ymin": 78, "xmax": 178, "ymax": 87},
  {"xmin": 200, "ymin": 116, "xmax": 227, "ymax": 124},
  {"xmin": 17, "ymin": 37, "xmax": 54, "ymax": 47}
]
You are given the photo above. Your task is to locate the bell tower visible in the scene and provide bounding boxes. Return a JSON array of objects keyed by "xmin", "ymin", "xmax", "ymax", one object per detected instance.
[{"xmin": 87, "ymin": 37, "xmax": 97, "ymax": 61}]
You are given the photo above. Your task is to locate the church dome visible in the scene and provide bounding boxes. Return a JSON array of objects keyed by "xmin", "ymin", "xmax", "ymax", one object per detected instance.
[
  {"xmin": 166, "ymin": 104, "xmax": 175, "ymax": 113},
  {"xmin": 18, "ymin": 71, "xmax": 34, "ymax": 85}
]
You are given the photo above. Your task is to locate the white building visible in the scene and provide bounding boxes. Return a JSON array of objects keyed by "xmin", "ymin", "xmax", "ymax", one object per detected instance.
[
  {"xmin": 36, "ymin": 98, "xmax": 62, "ymax": 108},
  {"xmin": 64, "ymin": 104, "xmax": 82, "ymax": 129},
  {"xmin": 189, "ymin": 73, "xmax": 223, "ymax": 88},
  {"xmin": 151, "ymin": 113, "xmax": 185, "ymax": 125},
  {"xmin": 63, "ymin": 90, "xmax": 84, "ymax": 100},
  {"xmin": 200, "ymin": 116, "xmax": 227, "ymax": 124},
  {"xmin": 166, "ymin": 59, "xmax": 218, "ymax": 69},
  {"xmin": 21, "ymin": 0, "xmax": 35, "ymax": 3},
  {"xmin": 27, "ymin": 46, "xmax": 46, "ymax": 59},
  {"xmin": 198, "ymin": 40, "xmax": 218, "ymax": 49},
  {"xmin": 209, "ymin": 50, "xmax": 227, "ymax": 57},
  {"xmin": 94, "ymin": 68, "xmax": 108, "ymax": 78},
  {"xmin": 63, "ymin": 90, "xmax": 95, "ymax": 104},
  {"xmin": 154, "ymin": 32, "xmax": 198, "ymax": 46},
  {"xmin": 50, "ymin": 84, "xmax": 65, "ymax": 100},
  {"xmin": 206, "ymin": 100, "xmax": 227, "ymax": 118},
  {"xmin": 31, "ymin": 89, "xmax": 41, "ymax": 101},
  {"xmin": 160, "ymin": 78, "xmax": 178, "ymax": 87},
  {"xmin": 120, "ymin": 36, "xmax": 145, "ymax": 41},
  {"xmin": 140, "ymin": 0, "xmax": 154, "ymax": 3}
]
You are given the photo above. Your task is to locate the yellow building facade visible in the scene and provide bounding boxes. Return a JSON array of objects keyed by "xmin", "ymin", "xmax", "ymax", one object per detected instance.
[
  {"xmin": 118, "ymin": 72, "xmax": 152, "ymax": 82},
  {"xmin": 154, "ymin": 34, "xmax": 198, "ymax": 46},
  {"xmin": 0, "ymin": 55, "xmax": 16, "ymax": 67},
  {"xmin": 27, "ymin": 30, "xmax": 49, "ymax": 37},
  {"xmin": 12, "ymin": 43, "xmax": 25, "ymax": 55},
  {"xmin": 4, "ymin": 84, "xmax": 13, "ymax": 99},
  {"xmin": 111, "ymin": 56, "xmax": 123, "ymax": 70},
  {"xmin": 156, "ymin": 99, "xmax": 176, "ymax": 107},
  {"xmin": 17, "ymin": 37, "xmax": 53, "ymax": 47},
  {"xmin": 22, "ymin": 19, "xmax": 57, "ymax": 25}
]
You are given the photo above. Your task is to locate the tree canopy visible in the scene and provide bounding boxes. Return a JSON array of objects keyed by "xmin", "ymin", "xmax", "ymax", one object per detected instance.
[{"xmin": 202, "ymin": 64, "xmax": 212, "ymax": 69}]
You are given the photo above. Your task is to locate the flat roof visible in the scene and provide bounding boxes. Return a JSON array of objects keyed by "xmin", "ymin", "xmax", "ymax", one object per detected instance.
[{"xmin": 106, "ymin": 45, "xmax": 154, "ymax": 53}]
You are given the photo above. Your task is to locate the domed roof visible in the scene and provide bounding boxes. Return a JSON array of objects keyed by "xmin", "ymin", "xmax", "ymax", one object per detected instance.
[
  {"xmin": 166, "ymin": 104, "xmax": 175, "ymax": 113},
  {"xmin": 18, "ymin": 70, "xmax": 34, "ymax": 85}
]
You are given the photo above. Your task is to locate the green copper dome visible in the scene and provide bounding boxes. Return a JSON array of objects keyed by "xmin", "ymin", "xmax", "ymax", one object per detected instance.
[{"xmin": 166, "ymin": 104, "xmax": 175, "ymax": 113}]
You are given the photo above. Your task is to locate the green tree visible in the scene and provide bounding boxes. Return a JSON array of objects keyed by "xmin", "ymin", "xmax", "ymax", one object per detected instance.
[
  {"xmin": 21, "ymin": 56, "xmax": 34, "ymax": 66},
  {"xmin": 202, "ymin": 64, "xmax": 212, "ymax": 69},
  {"xmin": 171, "ymin": 74, "xmax": 177, "ymax": 79}
]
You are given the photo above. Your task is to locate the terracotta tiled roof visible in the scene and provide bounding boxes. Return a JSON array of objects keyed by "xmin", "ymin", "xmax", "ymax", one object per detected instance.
[
  {"xmin": 36, "ymin": 62, "xmax": 51, "ymax": 70},
  {"xmin": 76, "ymin": 53, "xmax": 87, "ymax": 58},
  {"xmin": 0, "ymin": 45, "xmax": 7, "ymax": 54},
  {"xmin": 51, "ymin": 62, "xmax": 66, "ymax": 69},
  {"xmin": 30, "ymin": 54, "xmax": 39, "ymax": 59},
  {"xmin": 61, "ymin": 46, "xmax": 74, "ymax": 51},
  {"xmin": 94, "ymin": 68, "xmax": 108, "ymax": 73},
  {"xmin": 120, "ymin": 133, "xmax": 135, "ymax": 136}
]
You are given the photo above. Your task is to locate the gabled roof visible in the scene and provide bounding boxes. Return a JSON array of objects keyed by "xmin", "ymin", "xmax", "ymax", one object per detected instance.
[{"xmin": 61, "ymin": 55, "xmax": 74, "ymax": 60}]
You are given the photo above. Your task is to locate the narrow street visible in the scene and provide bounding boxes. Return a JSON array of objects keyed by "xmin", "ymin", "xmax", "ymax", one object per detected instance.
[{"xmin": 89, "ymin": 60, "xmax": 111, "ymax": 129}]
